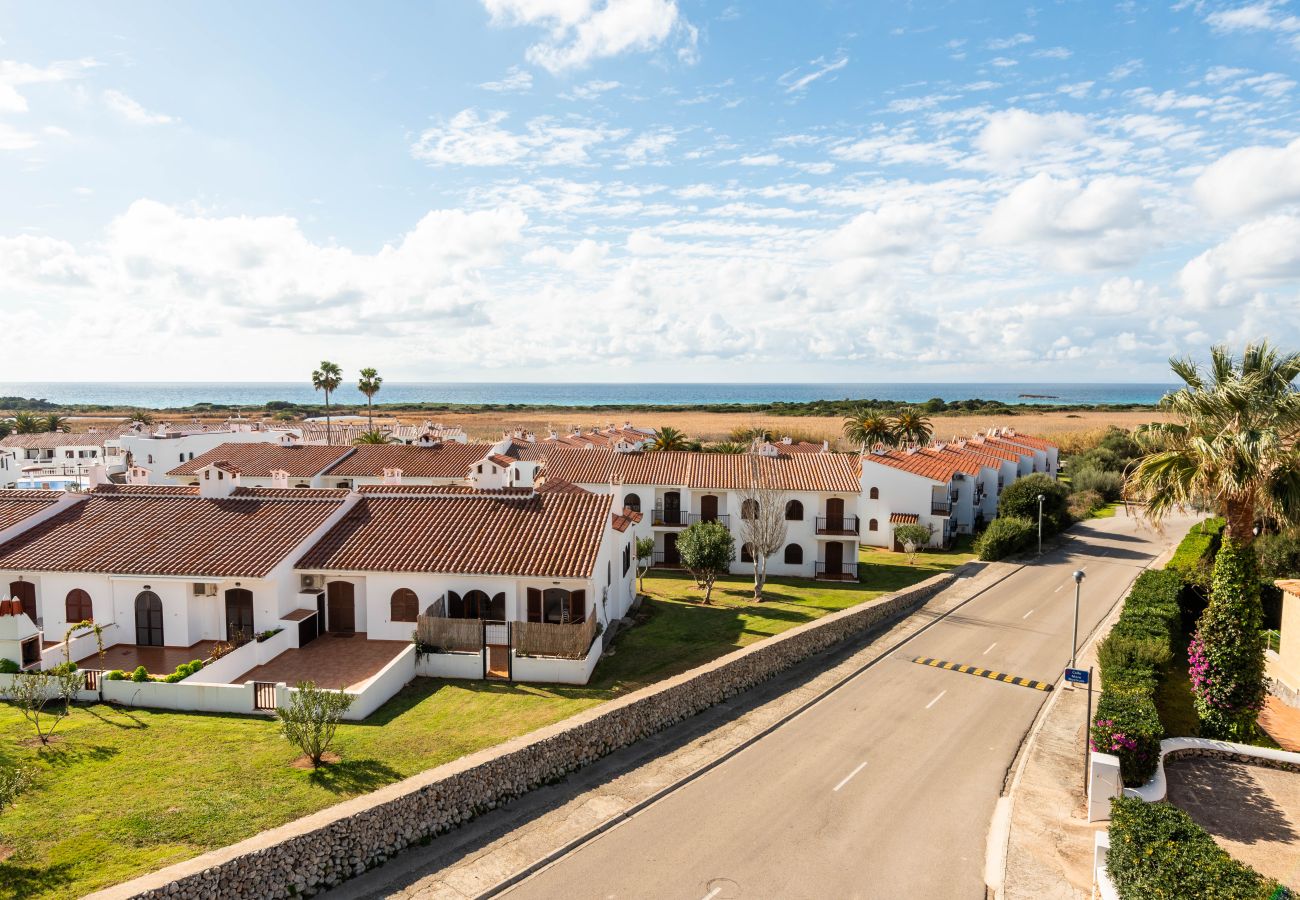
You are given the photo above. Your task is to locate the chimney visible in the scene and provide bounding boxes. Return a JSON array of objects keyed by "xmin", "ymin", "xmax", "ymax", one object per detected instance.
[
  {"xmin": 270, "ymin": 468, "xmax": 289, "ymax": 490},
  {"xmin": 86, "ymin": 463, "xmax": 110, "ymax": 487},
  {"xmin": 383, "ymin": 467, "xmax": 403, "ymax": 485},
  {"xmin": 782, "ymin": 436, "xmax": 793, "ymax": 445},
  {"xmin": 127, "ymin": 466, "xmax": 150, "ymax": 485},
  {"xmin": 821, "ymin": 440, "xmax": 829, "ymax": 452},
  {"xmin": 199, "ymin": 463, "xmax": 240, "ymax": 498}
]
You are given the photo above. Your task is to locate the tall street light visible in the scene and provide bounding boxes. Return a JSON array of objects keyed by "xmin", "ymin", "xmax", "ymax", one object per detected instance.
[
  {"xmin": 1071, "ymin": 569, "xmax": 1085, "ymax": 668},
  {"xmin": 1037, "ymin": 493, "xmax": 1045, "ymax": 555}
]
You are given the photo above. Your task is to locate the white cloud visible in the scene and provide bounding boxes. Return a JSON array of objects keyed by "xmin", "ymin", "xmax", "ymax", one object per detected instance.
[
  {"xmin": 479, "ymin": 66, "xmax": 533, "ymax": 92},
  {"xmin": 1204, "ymin": 1, "xmax": 1300, "ymax": 40},
  {"xmin": 990, "ymin": 57, "xmax": 1019, "ymax": 67},
  {"xmin": 1193, "ymin": 137, "xmax": 1300, "ymax": 217},
  {"xmin": 1108, "ymin": 59, "xmax": 1143, "ymax": 80},
  {"xmin": 778, "ymin": 54, "xmax": 849, "ymax": 94},
  {"xmin": 987, "ymin": 33, "xmax": 1035, "ymax": 50},
  {"xmin": 1031, "ymin": 46, "xmax": 1072, "ymax": 59},
  {"xmin": 0, "ymin": 57, "xmax": 96, "ymax": 114},
  {"xmin": 564, "ymin": 79, "xmax": 620, "ymax": 100},
  {"xmin": 738, "ymin": 153, "xmax": 782, "ymax": 166},
  {"xmin": 823, "ymin": 204, "xmax": 934, "ymax": 259},
  {"xmin": 622, "ymin": 129, "xmax": 675, "ymax": 164},
  {"xmin": 482, "ymin": 0, "xmax": 690, "ymax": 74},
  {"xmin": 974, "ymin": 109, "xmax": 1090, "ymax": 167},
  {"xmin": 1179, "ymin": 214, "xmax": 1300, "ymax": 308},
  {"xmin": 103, "ymin": 89, "xmax": 175, "ymax": 125},
  {"xmin": 410, "ymin": 108, "xmax": 624, "ymax": 166},
  {"xmin": 524, "ymin": 238, "xmax": 608, "ymax": 271}
]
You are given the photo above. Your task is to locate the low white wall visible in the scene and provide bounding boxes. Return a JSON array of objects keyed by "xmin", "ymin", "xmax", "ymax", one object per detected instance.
[
  {"xmin": 511, "ymin": 638, "xmax": 601, "ymax": 685},
  {"xmin": 40, "ymin": 622, "xmax": 123, "ymax": 669},
  {"xmin": 414, "ymin": 651, "xmax": 483, "ymax": 680},
  {"xmin": 100, "ymin": 678, "xmax": 257, "ymax": 715},
  {"xmin": 0, "ymin": 671, "xmax": 101, "ymax": 703},
  {"xmin": 342, "ymin": 644, "xmax": 416, "ymax": 720},
  {"xmin": 1124, "ymin": 736, "xmax": 1300, "ymax": 803},
  {"xmin": 198, "ymin": 640, "xmax": 260, "ymax": 684}
]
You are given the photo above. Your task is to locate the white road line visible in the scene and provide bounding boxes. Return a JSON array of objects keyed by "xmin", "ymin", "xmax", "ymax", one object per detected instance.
[
  {"xmin": 833, "ymin": 760, "xmax": 869, "ymax": 792},
  {"xmin": 701, "ymin": 888, "xmax": 723, "ymax": 900},
  {"xmin": 983, "ymin": 641, "xmax": 997, "ymax": 655},
  {"xmin": 1054, "ymin": 584, "xmax": 1063, "ymax": 593},
  {"xmin": 1022, "ymin": 608, "xmax": 1034, "ymax": 619},
  {"xmin": 925, "ymin": 690, "xmax": 947, "ymax": 709}
]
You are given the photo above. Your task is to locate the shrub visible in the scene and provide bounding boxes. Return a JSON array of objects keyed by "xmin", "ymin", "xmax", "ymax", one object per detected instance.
[
  {"xmin": 1071, "ymin": 466, "xmax": 1125, "ymax": 502},
  {"xmin": 974, "ymin": 516, "xmax": 1035, "ymax": 561},
  {"xmin": 0, "ymin": 658, "xmax": 18, "ymax": 674},
  {"xmin": 997, "ymin": 473, "xmax": 1072, "ymax": 534},
  {"xmin": 276, "ymin": 682, "xmax": 353, "ymax": 768},
  {"xmin": 3, "ymin": 668, "xmax": 84, "ymax": 745},
  {"xmin": 0, "ymin": 764, "xmax": 30, "ymax": 823},
  {"xmin": 1098, "ymin": 634, "xmax": 1171, "ymax": 695},
  {"xmin": 1190, "ymin": 539, "xmax": 1268, "ymax": 740},
  {"xmin": 1090, "ymin": 690, "xmax": 1162, "ymax": 786},
  {"xmin": 103, "ymin": 669, "xmax": 125, "ymax": 681},
  {"xmin": 1166, "ymin": 517, "xmax": 1225, "ymax": 591},
  {"xmin": 1107, "ymin": 796, "xmax": 1292, "ymax": 899},
  {"xmin": 1068, "ymin": 489, "xmax": 1105, "ymax": 519},
  {"xmin": 1255, "ymin": 530, "xmax": 1300, "ymax": 581},
  {"xmin": 676, "ymin": 520, "xmax": 736, "ymax": 604},
  {"xmin": 130, "ymin": 665, "xmax": 150, "ymax": 683}
]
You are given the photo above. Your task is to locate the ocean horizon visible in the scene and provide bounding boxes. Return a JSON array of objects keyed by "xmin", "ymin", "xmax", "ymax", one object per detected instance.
[{"xmin": 0, "ymin": 381, "xmax": 1176, "ymax": 410}]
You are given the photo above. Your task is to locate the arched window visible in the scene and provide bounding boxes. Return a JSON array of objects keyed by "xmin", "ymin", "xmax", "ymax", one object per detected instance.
[
  {"xmin": 869, "ymin": 487, "xmax": 879, "ymax": 499},
  {"xmin": 390, "ymin": 588, "xmax": 419, "ymax": 623},
  {"xmin": 868, "ymin": 518, "xmax": 879, "ymax": 532},
  {"xmin": 447, "ymin": 590, "xmax": 464, "ymax": 618},
  {"xmin": 65, "ymin": 588, "xmax": 93, "ymax": 624},
  {"xmin": 537, "ymin": 587, "xmax": 587, "ymax": 624},
  {"xmin": 785, "ymin": 500, "xmax": 804, "ymax": 521},
  {"xmin": 488, "ymin": 592, "xmax": 506, "ymax": 619},
  {"xmin": 741, "ymin": 499, "xmax": 759, "ymax": 520},
  {"xmin": 464, "ymin": 590, "xmax": 491, "ymax": 619},
  {"xmin": 624, "ymin": 492, "xmax": 641, "ymax": 513},
  {"xmin": 784, "ymin": 544, "xmax": 803, "ymax": 564},
  {"xmin": 741, "ymin": 542, "xmax": 755, "ymax": 563}
]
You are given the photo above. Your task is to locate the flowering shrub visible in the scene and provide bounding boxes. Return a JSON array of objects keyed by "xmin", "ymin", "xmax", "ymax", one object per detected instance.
[{"xmin": 1090, "ymin": 690, "xmax": 1162, "ymax": 786}]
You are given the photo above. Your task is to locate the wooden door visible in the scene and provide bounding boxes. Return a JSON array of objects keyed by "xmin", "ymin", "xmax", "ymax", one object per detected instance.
[
  {"xmin": 663, "ymin": 491, "xmax": 681, "ymax": 525},
  {"xmin": 826, "ymin": 497, "xmax": 844, "ymax": 531},
  {"xmin": 225, "ymin": 588, "xmax": 255, "ymax": 644},
  {"xmin": 134, "ymin": 591, "xmax": 164, "ymax": 646},
  {"xmin": 9, "ymin": 581, "xmax": 36, "ymax": 624},
  {"xmin": 664, "ymin": 532, "xmax": 680, "ymax": 566},
  {"xmin": 326, "ymin": 581, "xmax": 355, "ymax": 633},
  {"xmin": 486, "ymin": 645, "xmax": 510, "ymax": 679},
  {"xmin": 700, "ymin": 494, "xmax": 718, "ymax": 522},
  {"xmin": 825, "ymin": 541, "xmax": 844, "ymax": 577}
]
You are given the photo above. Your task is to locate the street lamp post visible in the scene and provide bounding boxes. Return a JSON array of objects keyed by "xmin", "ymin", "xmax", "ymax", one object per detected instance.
[
  {"xmin": 1037, "ymin": 493, "xmax": 1045, "ymax": 555},
  {"xmin": 1071, "ymin": 569, "xmax": 1085, "ymax": 668}
]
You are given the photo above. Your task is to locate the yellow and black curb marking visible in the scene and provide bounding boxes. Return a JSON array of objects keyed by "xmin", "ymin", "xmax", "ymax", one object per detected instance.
[{"xmin": 911, "ymin": 656, "xmax": 1053, "ymax": 692}]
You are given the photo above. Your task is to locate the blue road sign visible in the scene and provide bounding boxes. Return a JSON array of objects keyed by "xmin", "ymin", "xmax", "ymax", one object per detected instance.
[{"xmin": 1064, "ymin": 667, "xmax": 1090, "ymax": 685}]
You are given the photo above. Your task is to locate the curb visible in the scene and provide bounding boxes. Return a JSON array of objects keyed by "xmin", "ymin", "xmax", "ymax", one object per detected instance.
[{"xmin": 477, "ymin": 560, "xmax": 1027, "ymax": 898}]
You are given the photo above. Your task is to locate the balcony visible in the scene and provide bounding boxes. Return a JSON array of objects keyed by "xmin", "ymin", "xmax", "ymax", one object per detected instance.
[
  {"xmin": 815, "ymin": 515, "xmax": 859, "ymax": 535},
  {"xmin": 815, "ymin": 562, "xmax": 859, "ymax": 582},
  {"xmin": 931, "ymin": 501, "xmax": 951, "ymax": 516},
  {"xmin": 651, "ymin": 507, "xmax": 687, "ymax": 527},
  {"xmin": 651, "ymin": 551, "xmax": 683, "ymax": 568},
  {"xmin": 689, "ymin": 512, "xmax": 730, "ymax": 527}
]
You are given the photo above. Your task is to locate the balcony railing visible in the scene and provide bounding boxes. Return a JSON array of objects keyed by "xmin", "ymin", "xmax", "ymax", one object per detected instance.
[
  {"xmin": 815, "ymin": 515, "xmax": 859, "ymax": 535},
  {"xmin": 651, "ymin": 507, "xmax": 687, "ymax": 527},
  {"xmin": 689, "ymin": 512, "xmax": 730, "ymax": 527},
  {"xmin": 931, "ymin": 501, "xmax": 951, "ymax": 516},
  {"xmin": 815, "ymin": 562, "xmax": 859, "ymax": 581}
]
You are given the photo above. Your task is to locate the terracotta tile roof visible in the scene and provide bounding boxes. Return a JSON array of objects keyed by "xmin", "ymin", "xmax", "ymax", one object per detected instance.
[
  {"xmin": 951, "ymin": 440, "xmax": 1025, "ymax": 464},
  {"xmin": 982, "ymin": 435, "xmax": 1047, "ymax": 457},
  {"xmin": 889, "ymin": 513, "xmax": 920, "ymax": 524},
  {"xmin": 0, "ymin": 490, "xmax": 64, "ymax": 531},
  {"xmin": 534, "ymin": 477, "xmax": 591, "ymax": 495},
  {"xmin": 499, "ymin": 440, "xmax": 546, "ymax": 462},
  {"xmin": 540, "ymin": 448, "xmax": 860, "ymax": 493},
  {"xmin": 1276, "ymin": 579, "xmax": 1300, "ymax": 595},
  {"xmin": 918, "ymin": 447, "xmax": 984, "ymax": 477},
  {"xmin": 0, "ymin": 493, "xmax": 349, "ymax": 577},
  {"xmin": 357, "ymin": 484, "xmax": 533, "ymax": 496},
  {"xmin": 91, "ymin": 484, "xmax": 200, "ymax": 497},
  {"xmin": 990, "ymin": 430, "xmax": 1057, "ymax": 451},
  {"xmin": 777, "ymin": 441, "xmax": 827, "ymax": 454},
  {"xmin": 297, "ymin": 491, "xmax": 613, "ymax": 578},
  {"xmin": 487, "ymin": 453, "xmax": 516, "ymax": 468},
  {"xmin": 231, "ymin": 487, "xmax": 352, "ymax": 500},
  {"xmin": 167, "ymin": 443, "xmax": 354, "ymax": 478},
  {"xmin": 323, "ymin": 443, "xmax": 494, "ymax": 479},
  {"xmin": 861, "ymin": 450, "xmax": 957, "ymax": 484},
  {"xmin": 0, "ymin": 432, "xmax": 107, "ymax": 450}
]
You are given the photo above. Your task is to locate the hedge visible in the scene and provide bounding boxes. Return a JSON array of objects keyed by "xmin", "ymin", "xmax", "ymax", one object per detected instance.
[
  {"xmin": 974, "ymin": 515, "xmax": 1035, "ymax": 561},
  {"xmin": 1090, "ymin": 690, "xmax": 1162, "ymax": 786},
  {"xmin": 1166, "ymin": 517, "xmax": 1225, "ymax": 591},
  {"xmin": 1107, "ymin": 796, "xmax": 1292, "ymax": 899}
]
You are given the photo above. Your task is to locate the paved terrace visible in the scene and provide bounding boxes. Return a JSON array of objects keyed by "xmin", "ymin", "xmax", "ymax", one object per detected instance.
[
  {"xmin": 239, "ymin": 633, "xmax": 409, "ymax": 690},
  {"xmin": 76, "ymin": 641, "xmax": 220, "ymax": 675}
]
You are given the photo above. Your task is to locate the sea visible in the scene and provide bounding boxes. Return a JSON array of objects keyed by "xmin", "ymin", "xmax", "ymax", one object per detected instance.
[{"xmin": 0, "ymin": 382, "xmax": 1175, "ymax": 410}]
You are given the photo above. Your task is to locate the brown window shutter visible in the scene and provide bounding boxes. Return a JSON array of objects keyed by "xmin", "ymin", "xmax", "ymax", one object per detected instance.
[
  {"xmin": 527, "ymin": 588, "xmax": 542, "ymax": 622},
  {"xmin": 570, "ymin": 589, "xmax": 586, "ymax": 624}
]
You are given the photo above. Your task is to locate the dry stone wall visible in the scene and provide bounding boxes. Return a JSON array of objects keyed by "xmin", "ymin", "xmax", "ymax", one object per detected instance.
[{"xmin": 105, "ymin": 571, "xmax": 959, "ymax": 900}]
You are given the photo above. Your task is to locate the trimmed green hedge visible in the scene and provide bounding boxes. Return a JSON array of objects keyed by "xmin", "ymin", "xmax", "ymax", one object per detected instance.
[
  {"xmin": 974, "ymin": 515, "xmax": 1035, "ymax": 561},
  {"xmin": 1090, "ymin": 690, "xmax": 1162, "ymax": 786},
  {"xmin": 1166, "ymin": 517, "xmax": 1225, "ymax": 590},
  {"xmin": 1108, "ymin": 796, "xmax": 1292, "ymax": 899}
]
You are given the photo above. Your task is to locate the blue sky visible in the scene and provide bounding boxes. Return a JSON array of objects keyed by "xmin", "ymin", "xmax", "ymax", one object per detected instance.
[{"xmin": 1, "ymin": 0, "xmax": 1299, "ymax": 383}]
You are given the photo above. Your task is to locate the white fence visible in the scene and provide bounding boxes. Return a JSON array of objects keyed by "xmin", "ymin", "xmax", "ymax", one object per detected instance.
[
  {"xmin": 338, "ymin": 644, "xmax": 417, "ymax": 720},
  {"xmin": 511, "ymin": 637, "xmax": 602, "ymax": 685},
  {"xmin": 200, "ymin": 627, "xmax": 295, "ymax": 684},
  {"xmin": 414, "ymin": 650, "xmax": 484, "ymax": 680}
]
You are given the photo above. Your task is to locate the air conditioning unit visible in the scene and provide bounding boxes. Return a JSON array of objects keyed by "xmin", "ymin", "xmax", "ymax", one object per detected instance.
[
  {"xmin": 193, "ymin": 583, "xmax": 218, "ymax": 597},
  {"xmin": 300, "ymin": 574, "xmax": 324, "ymax": 592}
]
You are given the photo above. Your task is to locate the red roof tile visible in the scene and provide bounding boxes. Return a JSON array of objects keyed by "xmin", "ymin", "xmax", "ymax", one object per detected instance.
[
  {"xmin": 540, "ymin": 448, "xmax": 860, "ymax": 493},
  {"xmin": 324, "ymin": 443, "xmax": 495, "ymax": 479},
  {"xmin": 0, "ymin": 490, "xmax": 64, "ymax": 531},
  {"xmin": 297, "ymin": 492, "xmax": 612, "ymax": 578},
  {"xmin": 861, "ymin": 450, "xmax": 957, "ymax": 484},
  {"xmin": 0, "ymin": 493, "xmax": 348, "ymax": 577},
  {"xmin": 168, "ymin": 443, "xmax": 353, "ymax": 478}
]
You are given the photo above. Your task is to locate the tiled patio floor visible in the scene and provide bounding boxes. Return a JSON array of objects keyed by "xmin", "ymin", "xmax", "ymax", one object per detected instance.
[
  {"xmin": 75, "ymin": 641, "xmax": 220, "ymax": 676},
  {"xmin": 238, "ymin": 633, "xmax": 408, "ymax": 691}
]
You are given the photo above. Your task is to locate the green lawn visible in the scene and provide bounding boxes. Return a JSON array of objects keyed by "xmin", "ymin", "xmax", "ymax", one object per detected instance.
[{"xmin": 0, "ymin": 547, "xmax": 972, "ymax": 899}]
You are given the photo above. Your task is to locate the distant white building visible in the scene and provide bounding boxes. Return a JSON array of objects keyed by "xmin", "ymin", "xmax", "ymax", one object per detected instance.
[{"xmin": 120, "ymin": 421, "xmax": 300, "ymax": 484}]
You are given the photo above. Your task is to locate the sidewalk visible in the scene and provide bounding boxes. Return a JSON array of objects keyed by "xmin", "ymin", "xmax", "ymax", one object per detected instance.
[{"xmin": 332, "ymin": 560, "xmax": 1017, "ymax": 899}]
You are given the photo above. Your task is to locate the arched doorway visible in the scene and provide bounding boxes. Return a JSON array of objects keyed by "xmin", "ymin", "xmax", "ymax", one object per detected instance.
[
  {"xmin": 9, "ymin": 580, "xmax": 35, "ymax": 624},
  {"xmin": 135, "ymin": 591, "xmax": 163, "ymax": 646},
  {"xmin": 225, "ymin": 588, "xmax": 255, "ymax": 644},
  {"xmin": 65, "ymin": 588, "xmax": 93, "ymax": 624},
  {"xmin": 700, "ymin": 494, "xmax": 719, "ymax": 522},
  {"xmin": 326, "ymin": 581, "xmax": 355, "ymax": 633},
  {"xmin": 825, "ymin": 497, "xmax": 845, "ymax": 531}
]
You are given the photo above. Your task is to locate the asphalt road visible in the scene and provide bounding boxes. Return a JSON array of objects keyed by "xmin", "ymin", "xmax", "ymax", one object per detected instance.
[{"xmin": 501, "ymin": 514, "xmax": 1187, "ymax": 900}]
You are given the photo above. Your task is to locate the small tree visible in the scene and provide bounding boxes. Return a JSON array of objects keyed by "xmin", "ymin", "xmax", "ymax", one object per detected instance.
[
  {"xmin": 676, "ymin": 520, "xmax": 735, "ymax": 605},
  {"xmin": 998, "ymin": 473, "xmax": 1071, "ymax": 534},
  {"xmin": 1188, "ymin": 539, "xmax": 1268, "ymax": 740},
  {"xmin": 276, "ymin": 682, "xmax": 353, "ymax": 768},
  {"xmin": 635, "ymin": 536, "xmax": 655, "ymax": 592},
  {"xmin": 893, "ymin": 523, "xmax": 933, "ymax": 564},
  {"xmin": 738, "ymin": 458, "xmax": 788, "ymax": 601},
  {"xmin": 5, "ymin": 667, "xmax": 84, "ymax": 745},
  {"xmin": 0, "ymin": 765, "xmax": 30, "ymax": 835}
]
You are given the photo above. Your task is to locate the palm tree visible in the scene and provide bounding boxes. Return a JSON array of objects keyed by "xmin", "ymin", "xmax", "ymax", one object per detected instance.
[
  {"xmin": 704, "ymin": 441, "xmax": 747, "ymax": 454},
  {"xmin": 355, "ymin": 429, "xmax": 393, "ymax": 445},
  {"xmin": 12, "ymin": 412, "xmax": 40, "ymax": 434},
  {"xmin": 311, "ymin": 361, "xmax": 344, "ymax": 445},
  {"xmin": 648, "ymin": 426, "xmax": 690, "ymax": 451},
  {"xmin": 129, "ymin": 411, "xmax": 154, "ymax": 426},
  {"xmin": 1128, "ymin": 341, "xmax": 1300, "ymax": 545},
  {"xmin": 357, "ymin": 367, "xmax": 383, "ymax": 431},
  {"xmin": 43, "ymin": 414, "xmax": 69, "ymax": 433},
  {"xmin": 891, "ymin": 409, "xmax": 933, "ymax": 447},
  {"xmin": 843, "ymin": 410, "xmax": 896, "ymax": 451}
]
